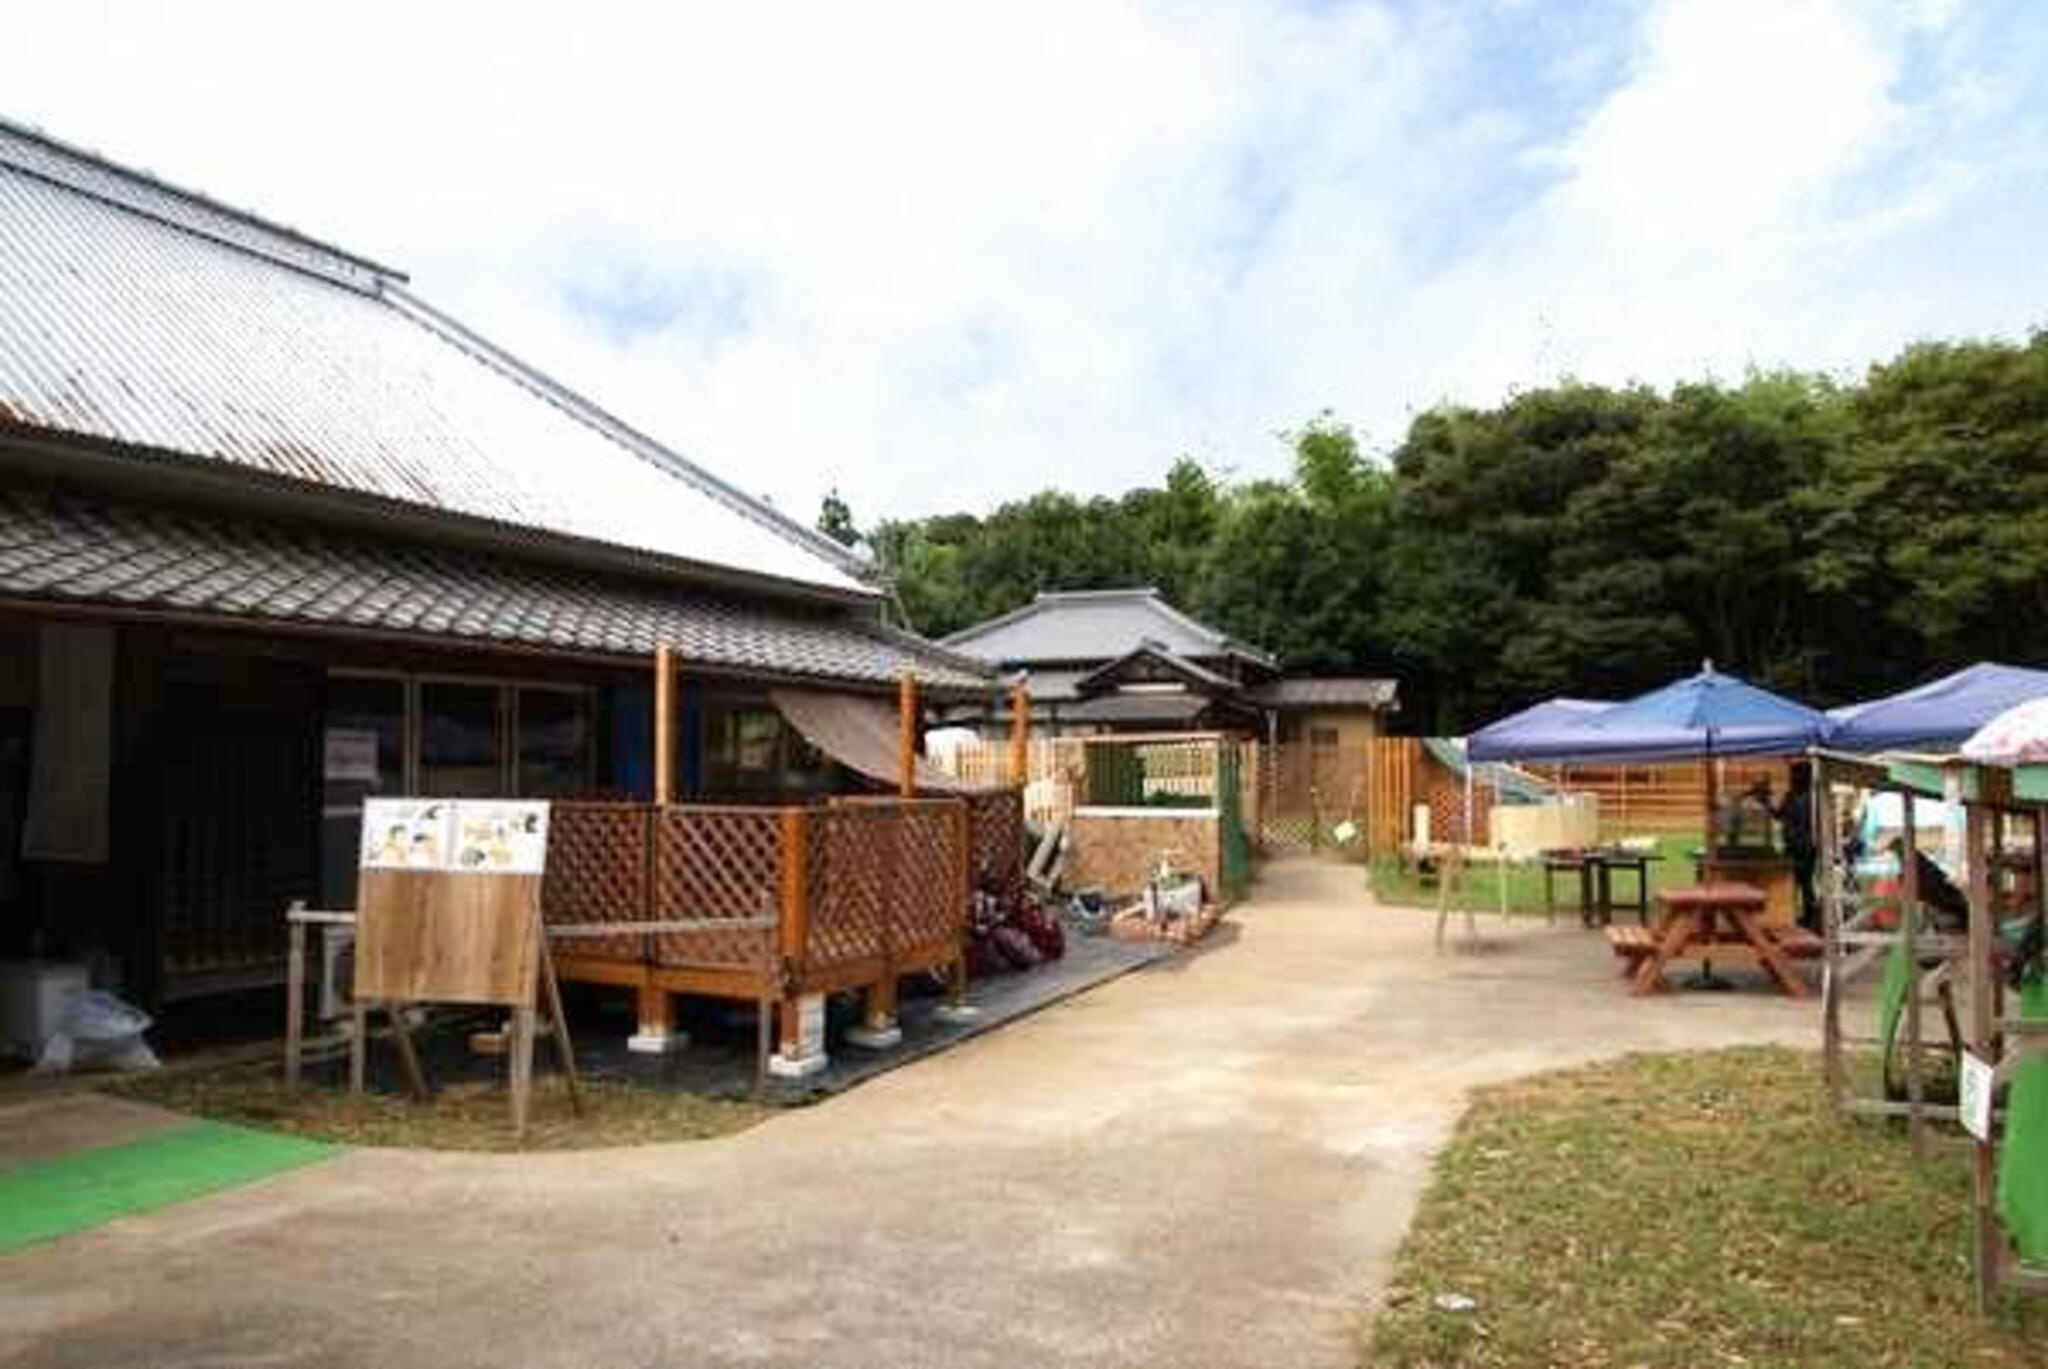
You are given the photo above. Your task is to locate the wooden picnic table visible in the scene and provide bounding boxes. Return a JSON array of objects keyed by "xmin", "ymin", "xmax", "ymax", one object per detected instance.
[
  {"xmin": 1609, "ymin": 881, "xmax": 1816, "ymax": 998},
  {"xmin": 1541, "ymin": 847, "xmax": 1660, "ymax": 928}
]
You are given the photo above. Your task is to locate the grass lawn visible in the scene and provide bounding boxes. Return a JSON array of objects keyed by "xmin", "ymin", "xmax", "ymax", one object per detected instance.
[
  {"xmin": 1368, "ymin": 834, "xmax": 1701, "ymax": 918},
  {"xmin": 106, "ymin": 1060, "xmax": 772, "ymax": 1152},
  {"xmin": 1365, "ymin": 1046, "xmax": 2048, "ymax": 1369}
]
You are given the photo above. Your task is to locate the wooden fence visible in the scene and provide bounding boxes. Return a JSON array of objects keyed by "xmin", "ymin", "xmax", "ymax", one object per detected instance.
[
  {"xmin": 1258, "ymin": 737, "xmax": 1423, "ymax": 858},
  {"xmin": 938, "ymin": 733, "xmax": 1790, "ymax": 860},
  {"xmin": 935, "ymin": 737, "xmax": 1085, "ymax": 827},
  {"xmin": 1526, "ymin": 759, "xmax": 1784, "ymax": 836}
]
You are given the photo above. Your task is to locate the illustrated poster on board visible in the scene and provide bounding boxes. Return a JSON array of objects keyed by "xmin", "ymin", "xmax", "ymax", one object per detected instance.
[
  {"xmin": 360, "ymin": 799, "xmax": 454, "ymax": 870},
  {"xmin": 450, "ymin": 801, "xmax": 550, "ymax": 874}
]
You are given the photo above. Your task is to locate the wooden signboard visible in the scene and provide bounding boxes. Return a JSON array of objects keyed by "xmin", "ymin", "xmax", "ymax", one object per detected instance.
[{"xmin": 351, "ymin": 799, "xmax": 578, "ymax": 1137}]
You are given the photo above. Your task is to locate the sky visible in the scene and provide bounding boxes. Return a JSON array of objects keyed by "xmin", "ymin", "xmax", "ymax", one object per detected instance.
[{"xmin": 6, "ymin": 0, "xmax": 2047, "ymax": 526}]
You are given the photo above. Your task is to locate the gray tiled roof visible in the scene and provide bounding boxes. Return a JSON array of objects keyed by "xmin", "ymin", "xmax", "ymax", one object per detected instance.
[
  {"xmin": 942, "ymin": 588, "xmax": 1277, "ymax": 669},
  {"xmin": 1074, "ymin": 645, "xmax": 1239, "ymax": 695},
  {"xmin": 1248, "ymin": 677, "xmax": 1399, "ymax": 709},
  {"xmin": 1058, "ymin": 693, "xmax": 1211, "ymax": 724},
  {"xmin": 0, "ymin": 119, "xmax": 868, "ymax": 597},
  {"xmin": 0, "ymin": 489, "xmax": 992, "ymax": 692}
]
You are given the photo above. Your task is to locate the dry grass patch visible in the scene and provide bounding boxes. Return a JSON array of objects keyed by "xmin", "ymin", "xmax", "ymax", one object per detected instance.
[
  {"xmin": 107, "ymin": 1060, "xmax": 771, "ymax": 1152},
  {"xmin": 1366, "ymin": 1046, "xmax": 2048, "ymax": 1369}
]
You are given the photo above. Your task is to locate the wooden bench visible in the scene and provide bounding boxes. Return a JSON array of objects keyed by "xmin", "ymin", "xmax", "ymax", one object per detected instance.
[
  {"xmin": 1774, "ymin": 926, "xmax": 1824, "ymax": 960},
  {"xmin": 1607, "ymin": 925, "xmax": 1658, "ymax": 961}
]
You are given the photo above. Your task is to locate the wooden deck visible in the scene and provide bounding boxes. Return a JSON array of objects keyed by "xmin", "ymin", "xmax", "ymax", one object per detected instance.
[{"xmin": 542, "ymin": 790, "xmax": 1023, "ymax": 1054}]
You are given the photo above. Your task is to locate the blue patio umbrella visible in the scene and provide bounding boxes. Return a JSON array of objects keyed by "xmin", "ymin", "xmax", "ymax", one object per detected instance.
[
  {"xmin": 1577, "ymin": 662, "xmax": 1831, "ymax": 880},
  {"xmin": 1575, "ymin": 663, "xmax": 1831, "ymax": 757}
]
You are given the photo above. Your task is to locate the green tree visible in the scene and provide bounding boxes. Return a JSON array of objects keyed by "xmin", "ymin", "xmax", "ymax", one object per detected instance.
[
  {"xmin": 868, "ymin": 333, "xmax": 2048, "ymax": 732},
  {"xmin": 817, "ymin": 488, "xmax": 860, "ymax": 547},
  {"xmin": 1806, "ymin": 335, "xmax": 2048, "ymax": 694}
]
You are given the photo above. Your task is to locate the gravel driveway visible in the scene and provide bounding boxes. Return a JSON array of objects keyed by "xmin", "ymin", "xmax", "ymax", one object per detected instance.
[{"xmin": 0, "ymin": 859, "xmax": 1816, "ymax": 1369}]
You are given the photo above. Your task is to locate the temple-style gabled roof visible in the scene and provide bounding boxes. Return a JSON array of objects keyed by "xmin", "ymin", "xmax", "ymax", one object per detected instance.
[{"xmin": 943, "ymin": 588, "xmax": 1277, "ymax": 670}]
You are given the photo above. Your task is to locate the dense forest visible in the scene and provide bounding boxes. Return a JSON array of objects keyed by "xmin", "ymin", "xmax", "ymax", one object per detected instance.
[{"xmin": 827, "ymin": 333, "xmax": 2048, "ymax": 734}]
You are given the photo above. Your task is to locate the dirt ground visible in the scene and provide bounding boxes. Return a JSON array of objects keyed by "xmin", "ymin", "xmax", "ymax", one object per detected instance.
[{"xmin": 0, "ymin": 858, "xmax": 1818, "ymax": 1369}]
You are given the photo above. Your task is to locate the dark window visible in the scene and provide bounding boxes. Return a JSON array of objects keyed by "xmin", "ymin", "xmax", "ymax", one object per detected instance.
[
  {"xmin": 703, "ymin": 701, "xmax": 831, "ymax": 798},
  {"xmin": 419, "ymin": 681, "xmax": 503, "ymax": 797},
  {"xmin": 321, "ymin": 675, "xmax": 405, "ymax": 909},
  {"xmin": 517, "ymin": 687, "xmax": 591, "ymax": 798}
]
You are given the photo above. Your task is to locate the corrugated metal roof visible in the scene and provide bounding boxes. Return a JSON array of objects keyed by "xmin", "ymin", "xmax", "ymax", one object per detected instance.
[
  {"xmin": 0, "ymin": 487, "xmax": 991, "ymax": 692},
  {"xmin": 942, "ymin": 588, "xmax": 1277, "ymax": 668},
  {"xmin": 0, "ymin": 120, "xmax": 868, "ymax": 598}
]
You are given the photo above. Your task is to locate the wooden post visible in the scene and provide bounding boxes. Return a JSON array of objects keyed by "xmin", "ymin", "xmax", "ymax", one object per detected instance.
[
  {"xmin": 653, "ymin": 645, "xmax": 674, "ymax": 806},
  {"xmin": 756, "ymin": 892, "xmax": 776, "ymax": 1099},
  {"xmin": 898, "ymin": 669, "xmax": 918, "ymax": 798},
  {"xmin": 538, "ymin": 942, "xmax": 584, "ymax": 1117},
  {"xmin": 1966, "ymin": 798, "xmax": 2000, "ymax": 1311},
  {"xmin": 1817, "ymin": 761, "xmax": 1845, "ymax": 1109},
  {"xmin": 508, "ymin": 1001, "xmax": 535, "ymax": 1140},
  {"xmin": 1902, "ymin": 791, "xmax": 1927, "ymax": 1157},
  {"xmin": 1008, "ymin": 684, "xmax": 1031, "ymax": 787},
  {"xmin": 349, "ymin": 995, "xmax": 367, "ymax": 1096},
  {"xmin": 285, "ymin": 901, "xmax": 306, "ymax": 1090},
  {"xmin": 777, "ymin": 806, "xmax": 810, "ymax": 1052},
  {"xmin": 950, "ymin": 798, "xmax": 972, "ymax": 1006},
  {"xmin": 1702, "ymin": 751, "xmax": 1719, "ymax": 884},
  {"xmin": 634, "ymin": 983, "xmax": 674, "ymax": 1047}
]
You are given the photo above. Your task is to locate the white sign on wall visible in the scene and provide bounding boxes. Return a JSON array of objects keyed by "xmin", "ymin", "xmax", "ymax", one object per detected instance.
[{"xmin": 323, "ymin": 728, "xmax": 381, "ymax": 784}]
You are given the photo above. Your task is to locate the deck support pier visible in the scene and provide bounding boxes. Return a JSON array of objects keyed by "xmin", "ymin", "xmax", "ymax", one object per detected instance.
[
  {"xmin": 933, "ymin": 955, "xmax": 979, "ymax": 1024},
  {"xmin": 847, "ymin": 977, "xmax": 902, "ymax": 1050},
  {"xmin": 627, "ymin": 982, "xmax": 686, "ymax": 1054},
  {"xmin": 769, "ymin": 992, "xmax": 829, "ymax": 1077}
]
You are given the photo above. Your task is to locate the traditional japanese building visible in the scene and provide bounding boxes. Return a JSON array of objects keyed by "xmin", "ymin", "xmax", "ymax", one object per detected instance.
[
  {"xmin": 0, "ymin": 118, "xmax": 994, "ymax": 1012},
  {"xmin": 942, "ymin": 587, "xmax": 1397, "ymax": 741}
]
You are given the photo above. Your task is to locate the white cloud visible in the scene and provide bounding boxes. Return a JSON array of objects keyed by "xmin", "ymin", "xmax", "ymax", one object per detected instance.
[{"xmin": 3, "ymin": 0, "xmax": 2042, "ymax": 522}]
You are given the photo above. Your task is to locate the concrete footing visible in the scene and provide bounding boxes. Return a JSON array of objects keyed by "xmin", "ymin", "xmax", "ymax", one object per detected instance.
[
  {"xmin": 845, "ymin": 1020, "xmax": 903, "ymax": 1051},
  {"xmin": 626, "ymin": 1030, "xmax": 688, "ymax": 1055}
]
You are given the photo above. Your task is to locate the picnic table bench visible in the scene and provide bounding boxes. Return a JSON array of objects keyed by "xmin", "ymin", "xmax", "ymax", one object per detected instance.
[{"xmin": 1606, "ymin": 881, "xmax": 1816, "ymax": 997}]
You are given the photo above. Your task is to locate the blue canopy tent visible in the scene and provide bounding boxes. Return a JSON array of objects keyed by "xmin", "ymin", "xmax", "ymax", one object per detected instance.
[
  {"xmin": 1465, "ymin": 666, "xmax": 1832, "ymax": 879},
  {"xmin": 1827, "ymin": 661, "xmax": 2048, "ymax": 754},
  {"xmin": 1468, "ymin": 671, "xmax": 1829, "ymax": 765},
  {"xmin": 1466, "ymin": 698, "xmax": 1613, "ymax": 764},
  {"xmin": 1570, "ymin": 667, "xmax": 1831, "ymax": 760}
]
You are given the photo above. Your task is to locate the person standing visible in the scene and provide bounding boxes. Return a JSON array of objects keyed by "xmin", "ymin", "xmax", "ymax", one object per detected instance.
[{"xmin": 1766, "ymin": 761, "xmax": 1819, "ymax": 932}]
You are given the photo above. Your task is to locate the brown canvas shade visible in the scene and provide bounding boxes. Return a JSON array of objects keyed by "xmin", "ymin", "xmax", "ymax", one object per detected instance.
[{"xmin": 769, "ymin": 688, "xmax": 1000, "ymax": 794}]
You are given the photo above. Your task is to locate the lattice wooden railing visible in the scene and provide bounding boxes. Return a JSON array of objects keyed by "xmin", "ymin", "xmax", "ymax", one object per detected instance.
[
  {"xmin": 967, "ymin": 789, "xmax": 1025, "ymax": 902},
  {"xmin": 893, "ymin": 800, "xmax": 962, "ymax": 952},
  {"xmin": 544, "ymin": 795, "xmax": 981, "ymax": 989},
  {"xmin": 650, "ymin": 806, "xmax": 782, "ymax": 970},
  {"xmin": 542, "ymin": 802, "xmax": 652, "ymax": 960},
  {"xmin": 807, "ymin": 806, "xmax": 893, "ymax": 972}
]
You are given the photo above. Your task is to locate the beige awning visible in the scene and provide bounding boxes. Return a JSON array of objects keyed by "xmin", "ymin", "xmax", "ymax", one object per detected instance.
[{"xmin": 770, "ymin": 688, "xmax": 1001, "ymax": 794}]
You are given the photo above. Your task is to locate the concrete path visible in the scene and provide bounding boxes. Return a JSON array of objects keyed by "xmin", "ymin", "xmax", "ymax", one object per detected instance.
[{"xmin": 0, "ymin": 859, "xmax": 1817, "ymax": 1369}]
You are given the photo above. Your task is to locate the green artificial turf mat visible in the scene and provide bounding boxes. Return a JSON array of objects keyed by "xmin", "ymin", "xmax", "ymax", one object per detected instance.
[{"xmin": 0, "ymin": 1119, "xmax": 333, "ymax": 1255}]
